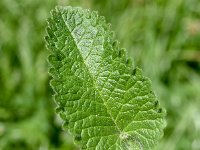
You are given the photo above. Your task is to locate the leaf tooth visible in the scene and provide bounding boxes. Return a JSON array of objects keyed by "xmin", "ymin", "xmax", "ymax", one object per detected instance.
[
  {"xmin": 56, "ymin": 106, "xmax": 64, "ymax": 113},
  {"xmin": 48, "ymin": 55, "xmax": 62, "ymax": 68},
  {"xmin": 131, "ymin": 67, "xmax": 143, "ymax": 77},
  {"xmin": 126, "ymin": 58, "xmax": 132, "ymax": 66},
  {"xmin": 84, "ymin": 8, "xmax": 91, "ymax": 19},
  {"xmin": 131, "ymin": 68, "xmax": 137, "ymax": 76},
  {"xmin": 47, "ymin": 17, "xmax": 57, "ymax": 33},
  {"xmin": 90, "ymin": 11, "xmax": 98, "ymax": 26},
  {"xmin": 135, "ymin": 67, "xmax": 142, "ymax": 76},
  {"xmin": 54, "ymin": 94, "xmax": 68, "ymax": 110},
  {"xmin": 50, "ymin": 79, "xmax": 60, "ymax": 92},
  {"xmin": 74, "ymin": 134, "xmax": 82, "ymax": 143},
  {"xmin": 47, "ymin": 17, "xmax": 53, "ymax": 26},
  {"xmin": 55, "ymin": 36, "xmax": 66, "ymax": 50},
  {"xmin": 45, "ymin": 43, "xmax": 56, "ymax": 52},
  {"xmin": 109, "ymin": 28, "xmax": 115, "ymax": 39},
  {"xmin": 45, "ymin": 26, "xmax": 58, "ymax": 49},
  {"xmin": 154, "ymin": 100, "xmax": 159, "ymax": 108},
  {"xmin": 157, "ymin": 108, "xmax": 162, "ymax": 113},
  {"xmin": 45, "ymin": 35, "xmax": 55, "ymax": 47},
  {"xmin": 46, "ymin": 26, "xmax": 55, "ymax": 38},
  {"xmin": 59, "ymin": 111, "xmax": 68, "ymax": 121},
  {"xmin": 44, "ymin": 36, "xmax": 52, "ymax": 48},
  {"xmin": 48, "ymin": 67, "xmax": 59, "ymax": 79},
  {"xmin": 112, "ymin": 40, "xmax": 119, "ymax": 50},
  {"xmin": 118, "ymin": 48, "xmax": 127, "ymax": 63},
  {"xmin": 62, "ymin": 120, "xmax": 70, "ymax": 130},
  {"xmin": 99, "ymin": 15, "xmax": 106, "ymax": 26},
  {"xmin": 111, "ymin": 41, "xmax": 119, "ymax": 60}
]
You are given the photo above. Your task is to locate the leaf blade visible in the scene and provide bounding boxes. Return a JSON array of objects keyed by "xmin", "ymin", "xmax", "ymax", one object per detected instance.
[{"xmin": 46, "ymin": 6, "xmax": 166, "ymax": 149}]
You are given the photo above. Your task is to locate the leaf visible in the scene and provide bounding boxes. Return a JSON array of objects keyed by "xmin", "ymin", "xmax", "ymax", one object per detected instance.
[{"xmin": 45, "ymin": 6, "xmax": 166, "ymax": 150}]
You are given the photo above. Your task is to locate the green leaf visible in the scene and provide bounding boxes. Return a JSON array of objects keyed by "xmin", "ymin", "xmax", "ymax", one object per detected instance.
[{"xmin": 45, "ymin": 6, "xmax": 166, "ymax": 150}]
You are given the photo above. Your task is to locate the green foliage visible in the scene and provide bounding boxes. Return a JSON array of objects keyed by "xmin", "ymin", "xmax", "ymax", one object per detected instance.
[
  {"xmin": 45, "ymin": 6, "xmax": 166, "ymax": 149},
  {"xmin": 0, "ymin": 0, "xmax": 200, "ymax": 149}
]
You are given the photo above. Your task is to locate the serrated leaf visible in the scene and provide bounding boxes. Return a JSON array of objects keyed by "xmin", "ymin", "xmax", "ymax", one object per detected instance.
[{"xmin": 45, "ymin": 6, "xmax": 166, "ymax": 150}]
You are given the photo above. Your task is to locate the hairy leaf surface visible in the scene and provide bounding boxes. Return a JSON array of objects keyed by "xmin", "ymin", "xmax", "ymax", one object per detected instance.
[{"xmin": 45, "ymin": 6, "xmax": 166, "ymax": 150}]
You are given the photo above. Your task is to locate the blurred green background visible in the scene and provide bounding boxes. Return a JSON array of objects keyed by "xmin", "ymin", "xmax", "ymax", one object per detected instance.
[{"xmin": 0, "ymin": 0, "xmax": 200, "ymax": 149}]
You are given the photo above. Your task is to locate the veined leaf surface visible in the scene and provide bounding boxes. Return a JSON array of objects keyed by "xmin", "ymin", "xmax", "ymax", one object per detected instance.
[{"xmin": 45, "ymin": 6, "xmax": 166, "ymax": 150}]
